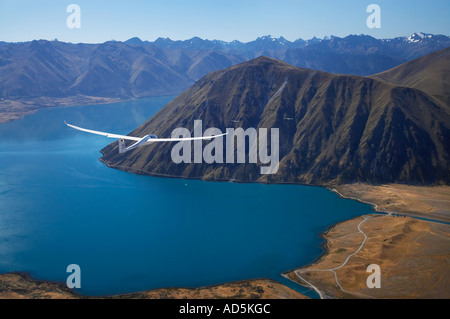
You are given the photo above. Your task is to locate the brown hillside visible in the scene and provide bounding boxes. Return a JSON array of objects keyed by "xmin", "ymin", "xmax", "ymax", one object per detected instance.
[{"xmin": 101, "ymin": 56, "xmax": 450, "ymax": 185}]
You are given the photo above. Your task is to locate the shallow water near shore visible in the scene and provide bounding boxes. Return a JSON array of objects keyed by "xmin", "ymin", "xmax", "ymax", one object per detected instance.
[{"xmin": 0, "ymin": 96, "xmax": 374, "ymax": 297}]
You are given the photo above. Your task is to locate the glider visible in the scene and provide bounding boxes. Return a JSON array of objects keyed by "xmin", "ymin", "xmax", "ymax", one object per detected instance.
[{"xmin": 65, "ymin": 121, "xmax": 227, "ymax": 153}]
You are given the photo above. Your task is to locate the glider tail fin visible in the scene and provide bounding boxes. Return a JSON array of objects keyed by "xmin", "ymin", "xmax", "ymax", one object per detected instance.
[{"xmin": 118, "ymin": 138, "xmax": 126, "ymax": 153}]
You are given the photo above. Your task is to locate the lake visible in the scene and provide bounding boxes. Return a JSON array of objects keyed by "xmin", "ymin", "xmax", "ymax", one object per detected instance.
[{"xmin": 0, "ymin": 96, "xmax": 374, "ymax": 297}]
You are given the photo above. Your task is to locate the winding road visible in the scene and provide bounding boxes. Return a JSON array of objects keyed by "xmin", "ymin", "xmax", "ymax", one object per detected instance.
[{"xmin": 293, "ymin": 215, "xmax": 374, "ymax": 299}]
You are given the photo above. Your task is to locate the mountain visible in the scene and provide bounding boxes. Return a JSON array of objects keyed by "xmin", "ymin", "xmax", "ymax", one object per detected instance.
[
  {"xmin": 1, "ymin": 33, "xmax": 449, "ymax": 100},
  {"xmin": 148, "ymin": 32, "xmax": 450, "ymax": 76},
  {"xmin": 0, "ymin": 40, "xmax": 93, "ymax": 98},
  {"xmin": 382, "ymin": 32, "xmax": 450, "ymax": 60},
  {"xmin": 69, "ymin": 41, "xmax": 191, "ymax": 98},
  {"xmin": 0, "ymin": 40, "xmax": 194, "ymax": 100},
  {"xmin": 279, "ymin": 33, "xmax": 450, "ymax": 75},
  {"xmin": 372, "ymin": 47, "xmax": 450, "ymax": 106},
  {"xmin": 100, "ymin": 56, "xmax": 450, "ymax": 186}
]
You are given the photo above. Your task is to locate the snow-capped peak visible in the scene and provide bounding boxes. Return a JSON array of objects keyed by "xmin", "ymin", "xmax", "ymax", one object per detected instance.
[{"xmin": 406, "ymin": 32, "xmax": 433, "ymax": 43}]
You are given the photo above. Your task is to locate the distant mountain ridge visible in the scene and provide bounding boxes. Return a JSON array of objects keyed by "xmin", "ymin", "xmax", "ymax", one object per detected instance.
[
  {"xmin": 1, "ymin": 33, "xmax": 449, "ymax": 101},
  {"xmin": 100, "ymin": 54, "xmax": 450, "ymax": 186},
  {"xmin": 136, "ymin": 32, "xmax": 448, "ymax": 53}
]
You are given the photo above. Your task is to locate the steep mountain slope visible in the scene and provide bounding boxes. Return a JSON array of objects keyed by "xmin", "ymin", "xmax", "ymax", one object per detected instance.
[
  {"xmin": 0, "ymin": 40, "xmax": 93, "ymax": 98},
  {"xmin": 1, "ymin": 34, "xmax": 449, "ymax": 102},
  {"xmin": 372, "ymin": 47, "xmax": 450, "ymax": 106},
  {"xmin": 100, "ymin": 57, "xmax": 450, "ymax": 185},
  {"xmin": 70, "ymin": 41, "xmax": 191, "ymax": 97}
]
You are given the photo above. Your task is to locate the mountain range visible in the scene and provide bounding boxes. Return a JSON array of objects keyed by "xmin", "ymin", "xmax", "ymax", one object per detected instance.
[
  {"xmin": 100, "ymin": 48, "xmax": 450, "ymax": 185},
  {"xmin": 1, "ymin": 33, "xmax": 449, "ymax": 103}
]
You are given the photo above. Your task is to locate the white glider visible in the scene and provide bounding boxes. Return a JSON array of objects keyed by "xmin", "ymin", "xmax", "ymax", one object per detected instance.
[{"xmin": 65, "ymin": 121, "xmax": 227, "ymax": 154}]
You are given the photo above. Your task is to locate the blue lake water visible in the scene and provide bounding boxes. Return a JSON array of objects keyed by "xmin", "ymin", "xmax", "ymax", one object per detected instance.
[{"xmin": 0, "ymin": 96, "xmax": 374, "ymax": 297}]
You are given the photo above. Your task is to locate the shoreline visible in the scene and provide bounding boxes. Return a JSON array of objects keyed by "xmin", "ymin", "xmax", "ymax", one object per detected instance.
[
  {"xmin": 99, "ymin": 157, "xmax": 450, "ymax": 225},
  {"xmin": 0, "ymin": 96, "xmax": 125, "ymax": 124},
  {"xmin": 281, "ymin": 214, "xmax": 375, "ymax": 299},
  {"xmin": 330, "ymin": 188, "xmax": 450, "ymax": 224},
  {"xmin": 5, "ymin": 96, "xmax": 448, "ymax": 224},
  {"xmin": 283, "ymin": 213, "xmax": 450, "ymax": 299},
  {"xmin": 1, "ymin": 183, "xmax": 448, "ymax": 299},
  {"xmin": 1, "ymin": 99, "xmax": 449, "ymax": 298},
  {"xmin": 0, "ymin": 273, "xmax": 307, "ymax": 299},
  {"xmin": 332, "ymin": 183, "xmax": 450, "ymax": 224},
  {"xmin": 0, "ymin": 94, "xmax": 178, "ymax": 124},
  {"xmin": 282, "ymin": 183, "xmax": 449, "ymax": 298}
]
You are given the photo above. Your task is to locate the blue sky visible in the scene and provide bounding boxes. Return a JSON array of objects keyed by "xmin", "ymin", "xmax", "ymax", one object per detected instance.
[{"xmin": 0, "ymin": 0, "xmax": 449, "ymax": 43}]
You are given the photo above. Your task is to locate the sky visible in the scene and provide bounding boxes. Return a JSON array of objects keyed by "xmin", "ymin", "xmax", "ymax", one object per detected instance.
[{"xmin": 0, "ymin": 0, "xmax": 449, "ymax": 43}]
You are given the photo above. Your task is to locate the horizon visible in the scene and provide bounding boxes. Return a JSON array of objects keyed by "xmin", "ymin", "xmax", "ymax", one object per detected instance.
[
  {"xmin": 2, "ymin": 31, "xmax": 448, "ymax": 45},
  {"xmin": 0, "ymin": 0, "xmax": 449, "ymax": 43}
]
